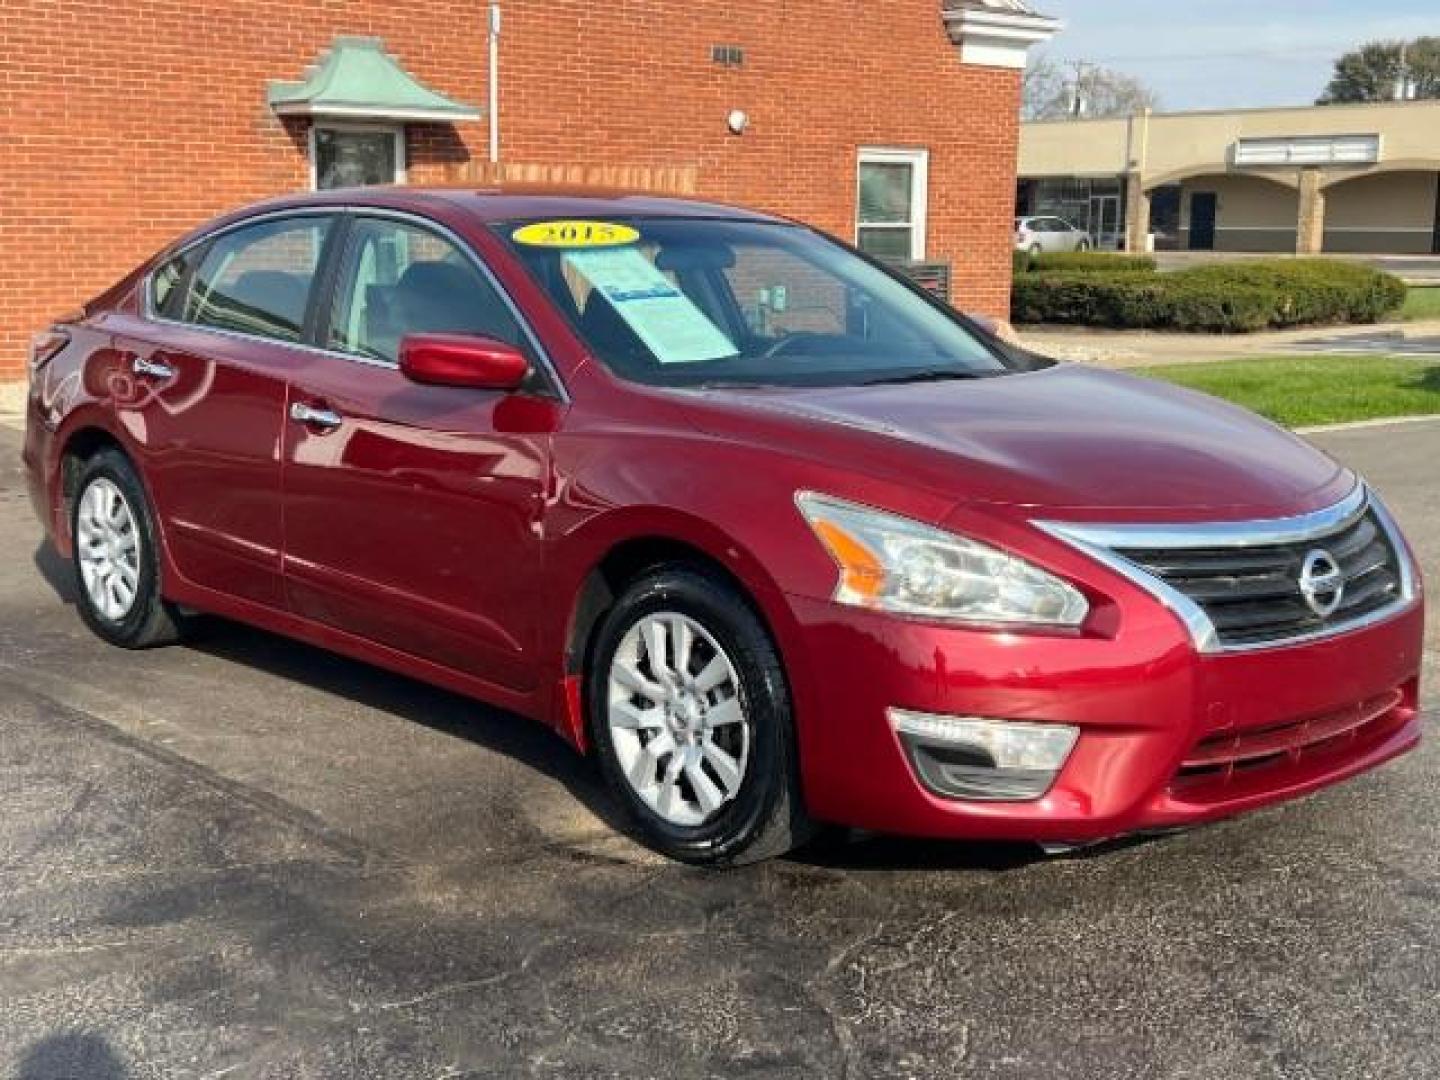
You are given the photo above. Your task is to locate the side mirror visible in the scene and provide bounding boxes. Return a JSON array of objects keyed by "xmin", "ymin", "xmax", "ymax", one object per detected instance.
[{"xmin": 399, "ymin": 333, "xmax": 530, "ymax": 391}]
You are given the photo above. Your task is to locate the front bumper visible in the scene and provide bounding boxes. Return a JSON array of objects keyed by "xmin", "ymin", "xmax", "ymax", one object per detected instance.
[{"xmin": 786, "ymin": 592, "xmax": 1423, "ymax": 843}]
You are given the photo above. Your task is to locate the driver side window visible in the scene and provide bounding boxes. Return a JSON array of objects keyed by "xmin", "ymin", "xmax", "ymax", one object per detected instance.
[
  {"xmin": 329, "ymin": 217, "xmax": 527, "ymax": 365},
  {"xmin": 723, "ymin": 248, "xmax": 848, "ymax": 340},
  {"xmin": 722, "ymin": 246, "xmax": 932, "ymax": 351}
]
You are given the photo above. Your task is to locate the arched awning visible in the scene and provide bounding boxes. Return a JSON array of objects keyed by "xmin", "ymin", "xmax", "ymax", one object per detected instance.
[{"xmin": 268, "ymin": 37, "xmax": 480, "ymax": 124}]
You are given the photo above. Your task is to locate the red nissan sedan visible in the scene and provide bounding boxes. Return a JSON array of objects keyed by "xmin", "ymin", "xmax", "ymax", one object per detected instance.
[{"xmin": 22, "ymin": 188, "xmax": 1424, "ymax": 864}]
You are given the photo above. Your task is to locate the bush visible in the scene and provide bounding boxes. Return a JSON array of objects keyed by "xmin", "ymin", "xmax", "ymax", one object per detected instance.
[
  {"xmin": 1174, "ymin": 260, "xmax": 1405, "ymax": 325},
  {"xmin": 1011, "ymin": 257, "xmax": 1406, "ymax": 332},
  {"xmin": 1012, "ymin": 273, "xmax": 1277, "ymax": 332},
  {"xmin": 1016, "ymin": 251, "xmax": 1157, "ymax": 276}
]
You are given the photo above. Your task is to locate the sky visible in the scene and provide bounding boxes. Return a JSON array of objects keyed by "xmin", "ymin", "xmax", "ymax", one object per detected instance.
[{"xmin": 1033, "ymin": 1, "xmax": 1439, "ymax": 112}]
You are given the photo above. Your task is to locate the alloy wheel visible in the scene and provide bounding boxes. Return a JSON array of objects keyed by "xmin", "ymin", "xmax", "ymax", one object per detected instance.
[
  {"xmin": 77, "ymin": 478, "xmax": 141, "ymax": 621},
  {"xmin": 607, "ymin": 611, "xmax": 751, "ymax": 827}
]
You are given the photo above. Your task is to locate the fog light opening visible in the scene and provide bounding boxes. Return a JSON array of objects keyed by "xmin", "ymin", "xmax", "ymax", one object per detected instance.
[{"xmin": 888, "ymin": 709, "xmax": 1079, "ymax": 802}]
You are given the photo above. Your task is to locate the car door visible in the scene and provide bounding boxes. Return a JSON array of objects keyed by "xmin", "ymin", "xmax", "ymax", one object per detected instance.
[
  {"xmin": 109, "ymin": 213, "xmax": 338, "ymax": 610},
  {"xmin": 280, "ymin": 213, "xmax": 560, "ymax": 691}
]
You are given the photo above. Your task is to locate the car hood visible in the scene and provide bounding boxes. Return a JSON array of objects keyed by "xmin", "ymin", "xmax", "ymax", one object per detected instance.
[{"xmin": 678, "ymin": 364, "xmax": 1352, "ymax": 517}]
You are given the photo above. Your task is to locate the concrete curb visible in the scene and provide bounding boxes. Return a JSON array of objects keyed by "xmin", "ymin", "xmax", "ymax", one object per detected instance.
[
  {"xmin": 1294, "ymin": 414, "xmax": 1440, "ymax": 436},
  {"xmin": 1018, "ymin": 317, "xmax": 1440, "ymax": 369}
]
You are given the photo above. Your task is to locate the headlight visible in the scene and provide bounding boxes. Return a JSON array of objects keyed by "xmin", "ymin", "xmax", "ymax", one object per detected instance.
[{"xmin": 796, "ymin": 492, "xmax": 1088, "ymax": 627}]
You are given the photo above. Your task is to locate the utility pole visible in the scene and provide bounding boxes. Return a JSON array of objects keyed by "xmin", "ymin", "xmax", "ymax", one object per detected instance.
[
  {"xmin": 1395, "ymin": 41, "xmax": 1416, "ymax": 102},
  {"xmin": 488, "ymin": 3, "xmax": 501, "ymax": 164},
  {"xmin": 1068, "ymin": 60, "xmax": 1093, "ymax": 118}
]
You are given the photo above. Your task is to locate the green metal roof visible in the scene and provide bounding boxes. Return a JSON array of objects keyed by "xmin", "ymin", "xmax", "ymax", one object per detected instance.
[{"xmin": 268, "ymin": 37, "xmax": 480, "ymax": 123}]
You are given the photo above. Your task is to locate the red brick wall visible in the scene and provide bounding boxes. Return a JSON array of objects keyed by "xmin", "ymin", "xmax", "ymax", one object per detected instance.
[{"xmin": 0, "ymin": 0, "xmax": 1021, "ymax": 380}]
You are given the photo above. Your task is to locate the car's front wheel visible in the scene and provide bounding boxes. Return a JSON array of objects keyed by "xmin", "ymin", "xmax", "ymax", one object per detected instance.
[
  {"xmin": 588, "ymin": 566, "xmax": 813, "ymax": 865},
  {"xmin": 70, "ymin": 448, "xmax": 185, "ymax": 649}
]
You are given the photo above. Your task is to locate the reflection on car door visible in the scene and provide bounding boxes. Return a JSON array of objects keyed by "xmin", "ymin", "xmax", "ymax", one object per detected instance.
[
  {"xmin": 108, "ymin": 214, "xmax": 337, "ymax": 609},
  {"xmin": 280, "ymin": 214, "xmax": 558, "ymax": 691}
]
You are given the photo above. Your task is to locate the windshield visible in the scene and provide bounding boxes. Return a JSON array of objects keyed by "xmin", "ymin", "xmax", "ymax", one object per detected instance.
[{"xmin": 495, "ymin": 217, "xmax": 1015, "ymax": 388}]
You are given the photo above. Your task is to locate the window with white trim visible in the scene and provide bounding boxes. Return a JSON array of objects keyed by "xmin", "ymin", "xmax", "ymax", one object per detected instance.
[
  {"xmin": 856, "ymin": 148, "xmax": 929, "ymax": 261},
  {"xmin": 311, "ymin": 124, "xmax": 406, "ymax": 190}
]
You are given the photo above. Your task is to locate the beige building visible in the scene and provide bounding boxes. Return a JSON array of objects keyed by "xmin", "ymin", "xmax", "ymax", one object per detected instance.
[{"xmin": 1018, "ymin": 99, "xmax": 1440, "ymax": 255}]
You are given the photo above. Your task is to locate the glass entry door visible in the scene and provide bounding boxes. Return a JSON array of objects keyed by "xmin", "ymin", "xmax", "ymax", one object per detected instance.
[{"xmin": 1088, "ymin": 195, "xmax": 1121, "ymax": 250}]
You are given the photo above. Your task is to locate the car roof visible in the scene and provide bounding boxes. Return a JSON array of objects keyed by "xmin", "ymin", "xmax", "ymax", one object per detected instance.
[{"xmin": 216, "ymin": 184, "xmax": 789, "ymax": 226}]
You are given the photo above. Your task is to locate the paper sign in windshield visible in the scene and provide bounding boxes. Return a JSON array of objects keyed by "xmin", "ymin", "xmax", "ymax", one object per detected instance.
[{"xmin": 564, "ymin": 248, "xmax": 739, "ymax": 365}]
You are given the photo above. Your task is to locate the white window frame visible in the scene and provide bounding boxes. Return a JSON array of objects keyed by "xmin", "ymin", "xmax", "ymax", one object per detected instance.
[
  {"xmin": 308, "ymin": 122, "xmax": 408, "ymax": 191},
  {"xmin": 856, "ymin": 147, "xmax": 930, "ymax": 261}
]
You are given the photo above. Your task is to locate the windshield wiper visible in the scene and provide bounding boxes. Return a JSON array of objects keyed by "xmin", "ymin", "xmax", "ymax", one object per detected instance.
[{"xmin": 860, "ymin": 370, "xmax": 989, "ymax": 386}]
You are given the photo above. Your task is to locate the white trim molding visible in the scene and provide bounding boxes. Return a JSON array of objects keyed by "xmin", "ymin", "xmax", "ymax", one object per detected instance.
[
  {"xmin": 943, "ymin": 3, "xmax": 1061, "ymax": 70},
  {"xmin": 276, "ymin": 102, "xmax": 479, "ymax": 124},
  {"xmin": 308, "ymin": 122, "xmax": 407, "ymax": 191},
  {"xmin": 857, "ymin": 147, "xmax": 931, "ymax": 261}
]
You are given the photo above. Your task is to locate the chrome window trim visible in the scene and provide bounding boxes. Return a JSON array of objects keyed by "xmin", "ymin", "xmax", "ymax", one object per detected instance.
[
  {"xmin": 1037, "ymin": 482, "xmax": 1418, "ymax": 655},
  {"xmin": 140, "ymin": 204, "xmax": 570, "ymax": 402}
]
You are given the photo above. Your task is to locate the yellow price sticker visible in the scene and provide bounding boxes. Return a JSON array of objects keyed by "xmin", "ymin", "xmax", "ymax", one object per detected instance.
[{"xmin": 511, "ymin": 220, "xmax": 641, "ymax": 248}]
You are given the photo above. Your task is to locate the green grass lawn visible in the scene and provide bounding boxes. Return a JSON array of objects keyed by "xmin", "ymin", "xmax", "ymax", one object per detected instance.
[
  {"xmin": 1401, "ymin": 287, "xmax": 1440, "ymax": 321},
  {"xmin": 1137, "ymin": 355, "xmax": 1440, "ymax": 428}
]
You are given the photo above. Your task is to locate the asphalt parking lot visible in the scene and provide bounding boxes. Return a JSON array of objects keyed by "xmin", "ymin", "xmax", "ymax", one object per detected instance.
[{"xmin": 2, "ymin": 417, "xmax": 1437, "ymax": 1079}]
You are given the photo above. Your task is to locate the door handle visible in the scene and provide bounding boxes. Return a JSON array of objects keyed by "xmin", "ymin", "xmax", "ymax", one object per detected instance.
[
  {"xmin": 132, "ymin": 356, "xmax": 176, "ymax": 379},
  {"xmin": 289, "ymin": 401, "xmax": 344, "ymax": 430}
]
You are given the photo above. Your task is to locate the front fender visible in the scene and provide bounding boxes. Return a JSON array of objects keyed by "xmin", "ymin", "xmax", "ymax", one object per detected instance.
[{"xmin": 537, "ymin": 430, "xmax": 955, "ymax": 781}]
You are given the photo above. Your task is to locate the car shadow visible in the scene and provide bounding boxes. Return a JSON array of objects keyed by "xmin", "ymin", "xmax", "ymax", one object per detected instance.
[
  {"xmin": 31, "ymin": 539, "xmax": 1102, "ymax": 875},
  {"xmin": 181, "ymin": 613, "xmax": 640, "ymax": 844},
  {"xmin": 16, "ymin": 1031, "xmax": 130, "ymax": 1079},
  {"xmin": 33, "ymin": 541, "xmax": 79, "ymax": 605}
]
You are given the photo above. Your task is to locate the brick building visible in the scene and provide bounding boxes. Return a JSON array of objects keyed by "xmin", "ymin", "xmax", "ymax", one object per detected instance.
[{"xmin": 1, "ymin": 0, "xmax": 1057, "ymax": 381}]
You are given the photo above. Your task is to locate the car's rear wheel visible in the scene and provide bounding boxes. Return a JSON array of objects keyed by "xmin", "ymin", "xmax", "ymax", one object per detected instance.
[
  {"xmin": 71, "ymin": 449, "xmax": 184, "ymax": 648},
  {"xmin": 587, "ymin": 566, "xmax": 813, "ymax": 866}
]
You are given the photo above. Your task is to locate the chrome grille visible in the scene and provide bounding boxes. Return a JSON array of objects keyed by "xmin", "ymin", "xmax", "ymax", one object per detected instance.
[
  {"xmin": 1040, "ymin": 486, "xmax": 1416, "ymax": 652},
  {"xmin": 1112, "ymin": 508, "xmax": 1402, "ymax": 647}
]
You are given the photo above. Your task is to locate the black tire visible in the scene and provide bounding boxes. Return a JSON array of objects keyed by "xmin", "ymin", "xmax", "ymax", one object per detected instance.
[
  {"xmin": 70, "ymin": 448, "xmax": 184, "ymax": 649},
  {"xmin": 587, "ymin": 565, "xmax": 814, "ymax": 866}
]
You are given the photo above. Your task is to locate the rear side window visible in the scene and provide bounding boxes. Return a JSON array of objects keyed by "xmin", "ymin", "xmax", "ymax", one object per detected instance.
[
  {"xmin": 150, "ymin": 249, "xmax": 200, "ymax": 319},
  {"xmin": 183, "ymin": 216, "xmax": 335, "ymax": 343}
]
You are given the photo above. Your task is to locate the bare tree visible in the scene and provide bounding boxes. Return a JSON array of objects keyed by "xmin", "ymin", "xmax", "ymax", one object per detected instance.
[
  {"xmin": 1022, "ymin": 54, "xmax": 1069, "ymax": 120},
  {"xmin": 1024, "ymin": 55, "xmax": 1161, "ymax": 120}
]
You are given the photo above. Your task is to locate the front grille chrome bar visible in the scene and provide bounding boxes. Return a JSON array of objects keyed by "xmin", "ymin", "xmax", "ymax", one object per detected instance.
[{"xmin": 1037, "ymin": 483, "xmax": 1418, "ymax": 654}]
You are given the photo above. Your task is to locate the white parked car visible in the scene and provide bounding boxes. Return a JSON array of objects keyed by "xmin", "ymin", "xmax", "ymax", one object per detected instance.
[{"xmin": 1015, "ymin": 216, "xmax": 1092, "ymax": 254}]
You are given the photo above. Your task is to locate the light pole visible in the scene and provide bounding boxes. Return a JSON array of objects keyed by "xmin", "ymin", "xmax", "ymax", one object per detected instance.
[
  {"xmin": 488, "ymin": 3, "xmax": 501, "ymax": 164},
  {"xmin": 1394, "ymin": 42, "xmax": 1417, "ymax": 102}
]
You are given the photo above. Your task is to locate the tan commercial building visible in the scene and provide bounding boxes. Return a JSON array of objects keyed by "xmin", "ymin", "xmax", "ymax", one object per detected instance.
[{"xmin": 1018, "ymin": 99, "xmax": 1440, "ymax": 255}]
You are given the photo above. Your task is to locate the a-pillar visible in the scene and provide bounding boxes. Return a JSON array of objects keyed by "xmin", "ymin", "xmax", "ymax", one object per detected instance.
[
  {"xmin": 1297, "ymin": 167, "xmax": 1327, "ymax": 255},
  {"xmin": 1125, "ymin": 173, "xmax": 1151, "ymax": 253}
]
